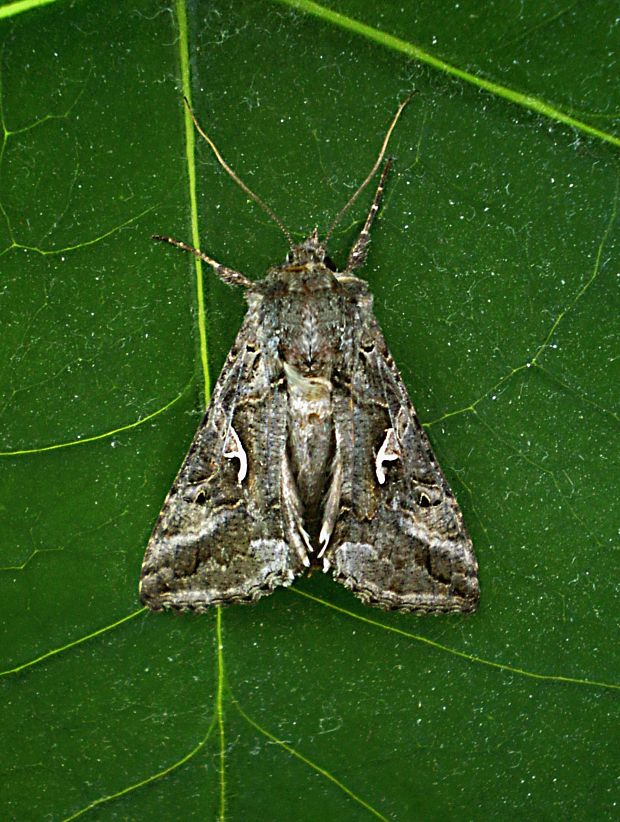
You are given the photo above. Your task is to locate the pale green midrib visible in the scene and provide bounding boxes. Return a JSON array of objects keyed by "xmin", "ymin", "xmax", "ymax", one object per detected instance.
[
  {"xmin": 275, "ymin": 0, "xmax": 620, "ymax": 149},
  {"xmin": 0, "ymin": 0, "xmax": 58, "ymax": 19},
  {"xmin": 216, "ymin": 608, "xmax": 226, "ymax": 821},
  {"xmin": 176, "ymin": 0, "xmax": 210, "ymax": 404},
  {"xmin": 177, "ymin": 4, "xmax": 223, "ymax": 817}
]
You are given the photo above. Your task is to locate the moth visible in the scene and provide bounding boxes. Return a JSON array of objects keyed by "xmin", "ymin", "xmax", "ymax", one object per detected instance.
[{"xmin": 139, "ymin": 97, "xmax": 479, "ymax": 614}]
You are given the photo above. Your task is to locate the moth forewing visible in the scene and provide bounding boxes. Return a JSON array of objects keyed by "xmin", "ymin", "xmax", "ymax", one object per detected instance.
[
  {"xmin": 139, "ymin": 311, "xmax": 308, "ymax": 611},
  {"xmin": 140, "ymin": 97, "xmax": 479, "ymax": 614},
  {"xmin": 322, "ymin": 309, "xmax": 479, "ymax": 614}
]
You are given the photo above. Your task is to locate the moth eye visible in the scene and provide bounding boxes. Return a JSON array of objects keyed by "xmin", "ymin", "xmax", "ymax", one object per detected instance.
[{"xmin": 324, "ymin": 255, "xmax": 337, "ymax": 271}]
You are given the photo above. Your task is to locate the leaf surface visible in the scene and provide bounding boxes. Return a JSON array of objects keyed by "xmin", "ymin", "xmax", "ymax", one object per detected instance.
[{"xmin": 1, "ymin": 1, "xmax": 618, "ymax": 820}]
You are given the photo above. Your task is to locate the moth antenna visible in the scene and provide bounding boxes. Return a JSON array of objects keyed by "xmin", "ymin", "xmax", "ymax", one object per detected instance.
[
  {"xmin": 183, "ymin": 96, "xmax": 295, "ymax": 249},
  {"xmin": 323, "ymin": 93, "xmax": 415, "ymax": 248}
]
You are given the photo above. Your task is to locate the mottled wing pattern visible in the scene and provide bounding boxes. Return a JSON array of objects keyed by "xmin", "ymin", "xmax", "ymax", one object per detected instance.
[
  {"xmin": 140, "ymin": 309, "xmax": 308, "ymax": 612},
  {"xmin": 325, "ymin": 311, "xmax": 479, "ymax": 613}
]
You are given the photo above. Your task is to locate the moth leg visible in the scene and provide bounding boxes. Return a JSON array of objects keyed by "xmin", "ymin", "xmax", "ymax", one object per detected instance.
[
  {"xmin": 345, "ymin": 158, "xmax": 393, "ymax": 273},
  {"xmin": 152, "ymin": 234, "xmax": 253, "ymax": 289}
]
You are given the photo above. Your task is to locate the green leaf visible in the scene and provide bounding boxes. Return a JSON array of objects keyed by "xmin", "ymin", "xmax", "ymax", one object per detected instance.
[{"xmin": 1, "ymin": 1, "xmax": 618, "ymax": 820}]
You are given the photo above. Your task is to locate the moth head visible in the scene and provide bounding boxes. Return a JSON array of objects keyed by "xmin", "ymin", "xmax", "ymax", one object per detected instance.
[{"xmin": 284, "ymin": 227, "xmax": 336, "ymax": 269}]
